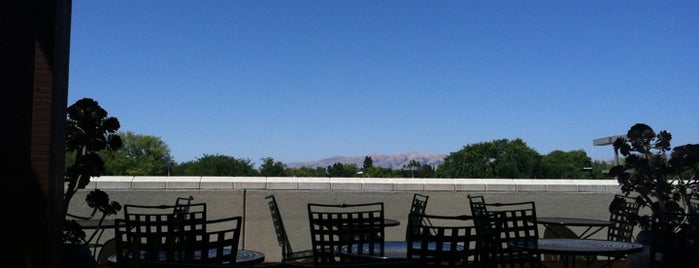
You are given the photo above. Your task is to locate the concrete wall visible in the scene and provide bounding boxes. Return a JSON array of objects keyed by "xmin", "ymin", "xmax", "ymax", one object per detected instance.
[{"xmin": 68, "ymin": 177, "xmax": 625, "ymax": 263}]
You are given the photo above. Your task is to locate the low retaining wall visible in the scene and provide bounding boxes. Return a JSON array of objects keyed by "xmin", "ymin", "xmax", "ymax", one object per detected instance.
[
  {"xmin": 86, "ymin": 176, "xmax": 621, "ymax": 192},
  {"xmin": 70, "ymin": 177, "xmax": 625, "ymax": 263}
]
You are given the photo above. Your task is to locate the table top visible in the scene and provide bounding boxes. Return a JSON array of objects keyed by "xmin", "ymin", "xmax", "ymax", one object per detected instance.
[
  {"xmin": 537, "ymin": 217, "xmax": 611, "ymax": 227},
  {"xmin": 108, "ymin": 249, "xmax": 265, "ymax": 265},
  {"xmin": 337, "ymin": 241, "xmax": 463, "ymax": 260},
  {"xmin": 509, "ymin": 238, "xmax": 643, "ymax": 256}
]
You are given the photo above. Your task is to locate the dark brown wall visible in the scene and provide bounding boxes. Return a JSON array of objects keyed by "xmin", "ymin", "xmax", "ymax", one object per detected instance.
[{"xmin": 1, "ymin": 0, "xmax": 71, "ymax": 267}]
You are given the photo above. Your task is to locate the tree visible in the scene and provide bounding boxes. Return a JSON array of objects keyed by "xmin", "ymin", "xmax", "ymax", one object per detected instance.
[
  {"xmin": 363, "ymin": 156, "xmax": 374, "ymax": 169},
  {"xmin": 326, "ymin": 162, "xmax": 359, "ymax": 177},
  {"xmin": 177, "ymin": 154, "xmax": 259, "ymax": 176},
  {"xmin": 437, "ymin": 139, "xmax": 542, "ymax": 178},
  {"xmin": 100, "ymin": 131, "xmax": 174, "ymax": 175},
  {"xmin": 402, "ymin": 160, "xmax": 421, "ymax": 178},
  {"xmin": 589, "ymin": 160, "xmax": 616, "ymax": 179},
  {"xmin": 364, "ymin": 166, "xmax": 401, "ymax": 178},
  {"xmin": 288, "ymin": 166, "xmax": 328, "ymax": 177},
  {"xmin": 540, "ymin": 150, "xmax": 592, "ymax": 179},
  {"xmin": 416, "ymin": 163, "xmax": 435, "ymax": 178},
  {"xmin": 400, "ymin": 160, "xmax": 436, "ymax": 178},
  {"xmin": 259, "ymin": 157, "xmax": 287, "ymax": 176}
]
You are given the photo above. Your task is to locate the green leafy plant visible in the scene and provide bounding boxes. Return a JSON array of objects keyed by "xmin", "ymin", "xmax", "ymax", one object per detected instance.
[
  {"xmin": 609, "ymin": 123, "xmax": 699, "ymax": 232},
  {"xmin": 62, "ymin": 98, "xmax": 123, "ymax": 245}
]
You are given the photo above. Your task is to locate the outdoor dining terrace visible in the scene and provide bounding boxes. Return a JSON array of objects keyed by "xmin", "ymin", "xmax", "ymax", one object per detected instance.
[{"xmin": 70, "ymin": 176, "xmax": 636, "ymax": 267}]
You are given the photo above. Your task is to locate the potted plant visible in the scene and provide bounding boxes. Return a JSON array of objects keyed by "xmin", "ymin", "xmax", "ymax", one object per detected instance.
[
  {"xmin": 62, "ymin": 98, "xmax": 123, "ymax": 267},
  {"xmin": 609, "ymin": 123, "xmax": 699, "ymax": 266}
]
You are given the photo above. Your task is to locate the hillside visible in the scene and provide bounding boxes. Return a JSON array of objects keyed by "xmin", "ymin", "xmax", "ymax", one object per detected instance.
[{"xmin": 287, "ymin": 152, "xmax": 446, "ymax": 169}]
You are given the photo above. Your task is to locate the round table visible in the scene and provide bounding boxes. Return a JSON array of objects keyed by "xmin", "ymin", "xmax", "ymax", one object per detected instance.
[
  {"xmin": 509, "ymin": 238, "xmax": 643, "ymax": 268},
  {"xmin": 107, "ymin": 249, "xmax": 265, "ymax": 265},
  {"xmin": 337, "ymin": 241, "xmax": 464, "ymax": 261}
]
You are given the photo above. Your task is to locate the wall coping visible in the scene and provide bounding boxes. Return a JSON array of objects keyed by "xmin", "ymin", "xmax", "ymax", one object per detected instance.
[{"xmin": 88, "ymin": 176, "xmax": 621, "ymax": 193}]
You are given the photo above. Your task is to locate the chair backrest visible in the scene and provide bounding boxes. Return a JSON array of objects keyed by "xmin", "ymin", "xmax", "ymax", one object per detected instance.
[
  {"xmin": 406, "ymin": 213, "xmax": 479, "ymax": 268},
  {"xmin": 117, "ymin": 203, "xmax": 207, "ymax": 266},
  {"xmin": 490, "ymin": 201, "xmax": 540, "ymax": 268},
  {"xmin": 406, "ymin": 194, "xmax": 430, "ymax": 238},
  {"xmin": 307, "ymin": 202, "xmax": 385, "ymax": 265},
  {"xmin": 467, "ymin": 195, "xmax": 495, "ymax": 265},
  {"xmin": 266, "ymin": 195, "xmax": 295, "ymax": 262},
  {"xmin": 114, "ymin": 219, "xmax": 135, "ymax": 268},
  {"xmin": 409, "ymin": 194, "xmax": 429, "ymax": 215},
  {"xmin": 467, "ymin": 195, "xmax": 491, "ymax": 230},
  {"xmin": 468, "ymin": 196, "xmax": 540, "ymax": 268},
  {"xmin": 607, "ymin": 195, "xmax": 640, "ymax": 242},
  {"xmin": 117, "ymin": 216, "xmax": 242, "ymax": 268},
  {"xmin": 180, "ymin": 216, "xmax": 242, "ymax": 266}
]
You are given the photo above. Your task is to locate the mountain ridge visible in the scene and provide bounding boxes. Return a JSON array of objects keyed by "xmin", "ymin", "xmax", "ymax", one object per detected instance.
[{"xmin": 287, "ymin": 152, "xmax": 447, "ymax": 169}]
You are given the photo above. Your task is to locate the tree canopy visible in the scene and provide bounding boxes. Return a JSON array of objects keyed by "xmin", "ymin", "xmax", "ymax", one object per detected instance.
[
  {"xmin": 100, "ymin": 131, "xmax": 173, "ymax": 176},
  {"xmin": 436, "ymin": 139, "xmax": 542, "ymax": 178},
  {"xmin": 259, "ymin": 157, "xmax": 287, "ymax": 177},
  {"xmin": 540, "ymin": 150, "xmax": 592, "ymax": 179},
  {"xmin": 175, "ymin": 154, "xmax": 258, "ymax": 176},
  {"xmin": 88, "ymin": 130, "xmax": 615, "ymax": 179}
]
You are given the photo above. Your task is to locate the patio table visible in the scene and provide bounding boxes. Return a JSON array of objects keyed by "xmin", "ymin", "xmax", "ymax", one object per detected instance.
[
  {"xmin": 337, "ymin": 241, "xmax": 464, "ymax": 261},
  {"xmin": 509, "ymin": 238, "xmax": 642, "ymax": 268},
  {"xmin": 107, "ymin": 249, "xmax": 265, "ymax": 266}
]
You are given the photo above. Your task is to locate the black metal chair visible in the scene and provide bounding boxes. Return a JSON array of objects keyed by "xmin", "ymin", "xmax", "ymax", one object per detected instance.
[
  {"xmin": 406, "ymin": 194, "xmax": 430, "ymax": 239},
  {"xmin": 406, "ymin": 213, "xmax": 480, "ymax": 268},
  {"xmin": 266, "ymin": 195, "xmax": 314, "ymax": 263},
  {"xmin": 307, "ymin": 202, "xmax": 386, "ymax": 265},
  {"xmin": 115, "ymin": 203, "xmax": 209, "ymax": 267},
  {"xmin": 467, "ymin": 195, "xmax": 494, "ymax": 266},
  {"xmin": 467, "ymin": 196, "xmax": 542, "ymax": 268},
  {"xmin": 122, "ymin": 216, "xmax": 246, "ymax": 268},
  {"xmin": 583, "ymin": 194, "xmax": 641, "ymax": 268},
  {"xmin": 607, "ymin": 195, "xmax": 640, "ymax": 242},
  {"xmin": 170, "ymin": 215, "xmax": 243, "ymax": 266},
  {"xmin": 409, "ymin": 194, "xmax": 429, "ymax": 216}
]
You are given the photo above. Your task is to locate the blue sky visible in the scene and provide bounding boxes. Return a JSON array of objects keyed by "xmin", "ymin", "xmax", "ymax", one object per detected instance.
[{"xmin": 69, "ymin": 1, "xmax": 699, "ymax": 165}]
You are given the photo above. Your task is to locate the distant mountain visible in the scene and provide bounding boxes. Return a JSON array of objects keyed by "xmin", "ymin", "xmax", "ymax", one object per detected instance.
[{"xmin": 287, "ymin": 152, "xmax": 447, "ymax": 169}]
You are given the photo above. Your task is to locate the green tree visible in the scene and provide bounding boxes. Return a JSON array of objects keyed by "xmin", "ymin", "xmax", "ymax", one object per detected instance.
[
  {"xmin": 540, "ymin": 150, "xmax": 592, "ymax": 179},
  {"xmin": 259, "ymin": 157, "xmax": 287, "ymax": 176},
  {"xmin": 327, "ymin": 162, "xmax": 359, "ymax": 177},
  {"xmin": 589, "ymin": 160, "xmax": 616, "ymax": 179},
  {"xmin": 402, "ymin": 160, "xmax": 421, "ymax": 178},
  {"xmin": 400, "ymin": 160, "xmax": 436, "ymax": 178},
  {"xmin": 417, "ymin": 163, "xmax": 435, "ymax": 178},
  {"xmin": 177, "ymin": 154, "xmax": 259, "ymax": 176},
  {"xmin": 437, "ymin": 138, "xmax": 542, "ymax": 178},
  {"xmin": 100, "ymin": 131, "xmax": 174, "ymax": 175},
  {"xmin": 288, "ymin": 166, "xmax": 328, "ymax": 177},
  {"xmin": 363, "ymin": 156, "xmax": 374, "ymax": 169}
]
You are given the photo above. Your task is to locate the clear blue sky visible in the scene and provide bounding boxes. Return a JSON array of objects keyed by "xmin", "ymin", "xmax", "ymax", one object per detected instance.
[{"xmin": 68, "ymin": 1, "xmax": 699, "ymax": 165}]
